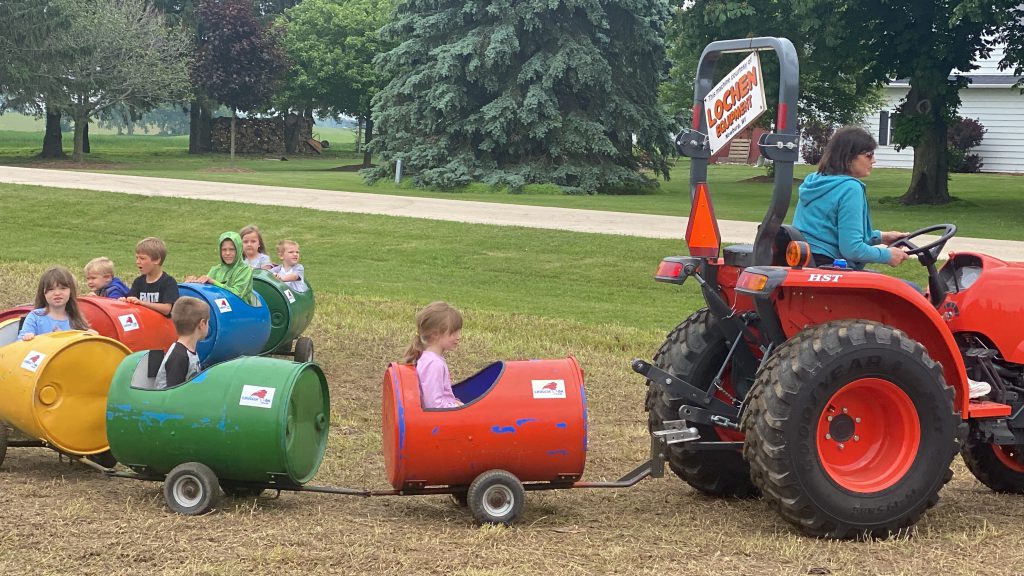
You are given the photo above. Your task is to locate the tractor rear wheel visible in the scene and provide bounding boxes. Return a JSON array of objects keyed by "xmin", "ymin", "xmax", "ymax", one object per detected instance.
[
  {"xmin": 742, "ymin": 320, "xmax": 962, "ymax": 539},
  {"xmin": 962, "ymin": 426, "xmax": 1024, "ymax": 493},
  {"xmin": 646, "ymin": 308, "xmax": 757, "ymax": 498}
]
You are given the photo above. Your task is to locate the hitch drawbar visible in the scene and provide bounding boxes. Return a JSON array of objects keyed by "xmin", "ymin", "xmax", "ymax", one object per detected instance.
[{"xmin": 652, "ymin": 420, "xmax": 700, "ymax": 446}]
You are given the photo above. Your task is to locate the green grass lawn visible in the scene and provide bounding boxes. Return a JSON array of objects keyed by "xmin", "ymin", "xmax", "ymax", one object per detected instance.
[{"xmin": 2, "ymin": 127, "xmax": 1023, "ymax": 241}]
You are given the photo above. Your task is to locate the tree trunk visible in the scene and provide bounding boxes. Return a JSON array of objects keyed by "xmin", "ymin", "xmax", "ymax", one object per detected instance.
[
  {"xmin": 230, "ymin": 110, "xmax": 236, "ymax": 160},
  {"xmin": 72, "ymin": 111, "xmax": 87, "ymax": 162},
  {"xmin": 40, "ymin": 105, "xmax": 65, "ymax": 159},
  {"xmin": 83, "ymin": 121, "xmax": 91, "ymax": 153},
  {"xmin": 189, "ymin": 100, "xmax": 213, "ymax": 154},
  {"xmin": 900, "ymin": 82, "xmax": 951, "ymax": 205},
  {"xmin": 362, "ymin": 114, "xmax": 373, "ymax": 168},
  {"xmin": 355, "ymin": 116, "xmax": 362, "ymax": 153}
]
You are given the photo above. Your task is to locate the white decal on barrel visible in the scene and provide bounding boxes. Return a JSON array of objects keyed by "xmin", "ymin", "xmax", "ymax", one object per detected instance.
[
  {"xmin": 284, "ymin": 289, "xmax": 296, "ymax": 304},
  {"xmin": 216, "ymin": 298, "xmax": 232, "ymax": 313},
  {"xmin": 531, "ymin": 379, "xmax": 566, "ymax": 399},
  {"xmin": 239, "ymin": 385, "xmax": 275, "ymax": 408},
  {"xmin": 118, "ymin": 313, "xmax": 140, "ymax": 332},
  {"xmin": 21, "ymin": 351, "xmax": 46, "ymax": 372}
]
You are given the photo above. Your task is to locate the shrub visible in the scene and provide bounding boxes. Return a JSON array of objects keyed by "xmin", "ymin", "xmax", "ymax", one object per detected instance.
[
  {"xmin": 948, "ymin": 117, "xmax": 986, "ymax": 173},
  {"xmin": 800, "ymin": 119, "xmax": 835, "ymax": 166}
]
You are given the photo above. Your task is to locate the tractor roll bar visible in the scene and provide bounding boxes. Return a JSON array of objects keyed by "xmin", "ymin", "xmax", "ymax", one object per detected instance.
[{"xmin": 685, "ymin": 37, "xmax": 800, "ymax": 267}]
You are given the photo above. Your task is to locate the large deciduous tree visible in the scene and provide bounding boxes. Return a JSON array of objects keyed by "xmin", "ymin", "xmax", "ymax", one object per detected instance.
[
  {"xmin": 56, "ymin": 0, "xmax": 191, "ymax": 161},
  {"xmin": 669, "ymin": 0, "xmax": 1024, "ymax": 205},
  {"xmin": 366, "ymin": 0, "xmax": 675, "ymax": 194},
  {"xmin": 3, "ymin": 0, "xmax": 191, "ymax": 161},
  {"xmin": 192, "ymin": 0, "xmax": 287, "ymax": 159},
  {"xmin": 278, "ymin": 0, "xmax": 394, "ymax": 166},
  {"xmin": 1, "ymin": 0, "xmax": 76, "ymax": 158}
]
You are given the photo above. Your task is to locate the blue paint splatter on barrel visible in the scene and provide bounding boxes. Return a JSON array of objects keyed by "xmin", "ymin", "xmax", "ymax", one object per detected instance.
[
  {"xmin": 432, "ymin": 426, "xmax": 440, "ymax": 435},
  {"xmin": 491, "ymin": 425, "xmax": 516, "ymax": 434},
  {"xmin": 516, "ymin": 418, "xmax": 537, "ymax": 427},
  {"xmin": 547, "ymin": 449, "xmax": 569, "ymax": 456},
  {"xmin": 555, "ymin": 422, "xmax": 567, "ymax": 429}
]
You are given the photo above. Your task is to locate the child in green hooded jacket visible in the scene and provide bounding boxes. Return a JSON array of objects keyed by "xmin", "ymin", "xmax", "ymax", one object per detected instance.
[{"xmin": 185, "ymin": 231, "xmax": 256, "ymax": 305}]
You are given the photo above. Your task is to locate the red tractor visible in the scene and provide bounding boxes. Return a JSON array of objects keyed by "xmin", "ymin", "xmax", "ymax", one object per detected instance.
[{"xmin": 634, "ymin": 37, "xmax": 1024, "ymax": 539}]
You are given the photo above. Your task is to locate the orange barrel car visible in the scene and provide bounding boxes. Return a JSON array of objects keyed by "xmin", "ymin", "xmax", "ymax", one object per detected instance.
[
  {"xmin": 0, "ymin": 296, "xmax": 176, "ymax": 353},
  {"xmin": 382, "ymin": 357, "xmax": 588, "ymax": 524}
]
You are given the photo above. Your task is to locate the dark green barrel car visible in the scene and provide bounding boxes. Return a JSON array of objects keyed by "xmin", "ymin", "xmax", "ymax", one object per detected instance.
[
  {"xmin": 106, "ymin": 351, "xmax": 330, "ymax": 514},
  {"xmin": 252, "ymin": 270, "xmax": 316, "ymax": 361}
]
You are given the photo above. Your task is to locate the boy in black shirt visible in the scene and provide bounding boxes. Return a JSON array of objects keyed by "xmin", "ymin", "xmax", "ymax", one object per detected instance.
[
  {"xmin": 121, "ymin": 237, "xmax": 178, "ymax": 316},
  {"xmin": 155, "ymin": 297, "xmax": 209, "ymax": 389}
]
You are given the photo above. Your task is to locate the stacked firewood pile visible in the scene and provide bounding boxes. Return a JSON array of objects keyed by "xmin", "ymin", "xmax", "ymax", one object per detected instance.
[
  {"xmin": 211, "ymin": 116, "xmax": 285, "ymax": 154},
  {"xmin": 210, "ymin": 114, "xmax": 322, "ymax": 155}
]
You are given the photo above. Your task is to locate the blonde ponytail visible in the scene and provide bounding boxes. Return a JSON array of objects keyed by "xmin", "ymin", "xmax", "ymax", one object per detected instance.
[{"xmin": 401, "ymin": 301, "xmax": 463, "ymax": 365}]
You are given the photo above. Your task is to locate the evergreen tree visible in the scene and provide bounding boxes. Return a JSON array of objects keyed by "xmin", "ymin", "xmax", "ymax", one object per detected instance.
[{"xmin": 367, "ymin": 0, "xmax": 675, "ymax": 194}]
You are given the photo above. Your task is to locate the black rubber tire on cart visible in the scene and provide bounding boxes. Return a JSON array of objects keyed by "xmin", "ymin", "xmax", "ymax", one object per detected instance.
[
  {"xmin": 741, "ymin": 320, "xmax": 963, "ymax": 539},
  {"xmin": 220, "ymin": 481, "xmax": 267, "ymax": 499},
  {"xmin": 962, "ymin": 425, "xmax": 1024, "ymax": 493},
  {"xmin": 449, "ymin": 491, "xmax": 469, "ymax": 508},
  {"xmin": 164, "ymin": 462, "xmax": 221, "ymax": 515},
  {"xmin": 293, "ymin": 337, "xmax": 314, "ymax": 363},
  {"xmin": 645, "ymin": 308, "xmax": 758, "ymax": 498},
  {"xmin": 0, "ymin": 424, "xmax": 8, "ymax": 468},
  {"xmin": 467, "ymin": 470, "xmax": 525, "ymax": 526},
  {"xmin": 87, "ymin": 450, "xmax": 118, "ymax": 469}
]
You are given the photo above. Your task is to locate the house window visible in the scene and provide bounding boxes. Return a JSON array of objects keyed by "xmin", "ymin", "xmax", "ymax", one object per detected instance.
[{"xmin": 878, "ymin": 111, "xmax": 890, "ymax": 146}]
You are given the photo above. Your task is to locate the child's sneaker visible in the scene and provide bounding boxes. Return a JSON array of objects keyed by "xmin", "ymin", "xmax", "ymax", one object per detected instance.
[{"xmin": 968, "ymin": 378, "xmax": 992, "ymax": 399}]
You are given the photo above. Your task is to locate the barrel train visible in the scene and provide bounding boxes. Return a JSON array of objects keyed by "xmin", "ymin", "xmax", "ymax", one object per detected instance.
[{"xmin": 0, "ymin": 276, "xmax": 661, "ymax": 525}]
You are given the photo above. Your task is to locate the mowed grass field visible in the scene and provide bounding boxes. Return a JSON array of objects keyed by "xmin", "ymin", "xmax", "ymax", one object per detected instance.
[
  {"xmin": 1, "ymin": 185, "xmax": 1023, "ymax": 576},
  {"xmin": 2, "ymin": 127, "xmax": 1024, "ymax": 241}
]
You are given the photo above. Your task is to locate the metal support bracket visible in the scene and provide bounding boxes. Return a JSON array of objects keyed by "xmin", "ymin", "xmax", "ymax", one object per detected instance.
[
  {"xmin": 757, "ymin": 132, "xmax": 800, "ymax": 162},
  {"xmin": 674, "ymin": 129, "xmax": 711, "ymax": 159}
]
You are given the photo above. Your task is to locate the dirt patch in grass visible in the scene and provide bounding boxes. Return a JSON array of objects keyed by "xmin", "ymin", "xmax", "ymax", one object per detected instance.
[
  {"xmin": 24, "ymin": 160, "xmax": 130, "ymax": 170},
  {"xmin": 330, "ymin": 164, "xmax": 373, "ymax": 171},
  {"xmin": 199, "ymin": 166, "xmax": 257, "ymax": 173},
  {"xmin": 0, "ymin": 262, "xmax": 1020, "ymax": 576},
  {"xmin": 740, "ymin": 175, "xmax": 803, "ymax": 184}
]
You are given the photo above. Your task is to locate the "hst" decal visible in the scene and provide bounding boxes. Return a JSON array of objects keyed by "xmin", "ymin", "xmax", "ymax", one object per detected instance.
[{"xmin": 807, "ymin": 273, "xmax": 843, "ymax": 283}]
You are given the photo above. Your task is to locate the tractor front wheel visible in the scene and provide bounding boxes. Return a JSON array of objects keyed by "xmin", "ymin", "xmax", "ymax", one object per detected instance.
[
  {"xmin": 962, "ymin": 427, "xmax": 1024, "ymax": 493},
  {"xmin": 742, "ymin": 320, "xmax": 962, "ymax": 539},
  {"xmin": 646, "ymin": 309, "xmax": 757, "ymax": 498}
]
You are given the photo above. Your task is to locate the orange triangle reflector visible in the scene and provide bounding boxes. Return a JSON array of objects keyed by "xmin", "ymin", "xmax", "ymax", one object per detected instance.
[{"xmin": 685, "ymin": 182, "xmax": 721, "ymax": 258}]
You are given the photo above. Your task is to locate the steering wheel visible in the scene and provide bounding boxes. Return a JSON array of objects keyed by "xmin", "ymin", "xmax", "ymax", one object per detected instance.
[
  {"xmin": 889, "ymin": 223, "xmax": 957, "ymax": 307},
  {"xmin": 889, "ymin": 223, "xmax": 957, "ymax": 263}
]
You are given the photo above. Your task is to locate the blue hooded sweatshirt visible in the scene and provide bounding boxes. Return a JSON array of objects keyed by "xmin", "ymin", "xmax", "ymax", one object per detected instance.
[
  {"xmin": 792, "ymin": 172, "xmax": 890, "ymax": 270},
  {"xmin": 97, "ymin": 277, "xmax": 130, "ymax": 299}
]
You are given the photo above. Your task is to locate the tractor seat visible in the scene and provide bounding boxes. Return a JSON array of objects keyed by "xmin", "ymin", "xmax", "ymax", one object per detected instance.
[{"xmin": 722, "ymin": 226, "xmax": 813, "ymax": 268}]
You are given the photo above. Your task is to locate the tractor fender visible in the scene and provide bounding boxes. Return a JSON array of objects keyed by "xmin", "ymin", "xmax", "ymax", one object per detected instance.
[{"xmin": 743, "ymin": 266, "xmax": 970, "ymax": 415}]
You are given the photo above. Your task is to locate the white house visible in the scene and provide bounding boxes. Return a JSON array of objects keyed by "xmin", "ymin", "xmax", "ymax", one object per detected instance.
[{"xmin": 863, "ymin": 44, "xmax": 1024, "ymax": 173}]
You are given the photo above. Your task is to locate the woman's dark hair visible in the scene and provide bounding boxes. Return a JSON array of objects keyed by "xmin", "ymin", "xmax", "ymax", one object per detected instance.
[{"xmin": 817, "ymin": 126, "xmax": 877, "ymax": 176}]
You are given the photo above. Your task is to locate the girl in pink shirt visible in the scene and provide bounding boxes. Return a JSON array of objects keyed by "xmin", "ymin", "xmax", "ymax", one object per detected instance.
[{"xmin": 402, "ymin": 301, "xmax": 464, "ymax": 409}]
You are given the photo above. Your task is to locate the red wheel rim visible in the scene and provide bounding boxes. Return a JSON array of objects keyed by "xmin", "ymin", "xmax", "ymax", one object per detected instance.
[
  {"xmin": 816, "ymin": 378, "xmax": 921, "ymax": 493},
  {"xmin": 991, "ymin": 444, "xmax": 1024, "ymax": 473}
]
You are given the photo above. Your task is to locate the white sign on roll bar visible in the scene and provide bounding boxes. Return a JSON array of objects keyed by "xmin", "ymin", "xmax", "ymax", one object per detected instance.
[{"xmin": 703, "ymin": 52, "xmax": 767, "ymax": 155}]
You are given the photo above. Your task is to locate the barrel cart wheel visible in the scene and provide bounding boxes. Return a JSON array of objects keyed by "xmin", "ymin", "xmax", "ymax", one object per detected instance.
[
  {"xmin": 449, "ymin": 491, "xmax": 469, "ymax": 508},
  {"xmin": 164, "ymin": 462, "xmax": 221, "ymax": 515},
  {"xmin": 221, "ymin": 481, "xmax": 267, "ymax": 499},
  {"xmin": 741, "ymin": 320, "xmax": 962, "ymax": 539},
  {"xmin": 293, "ymin": 337, "xmax": 314, "ymax": 363},
  {"xmin": 0, "ymin": 424, "xmax": 8, "ymax": 468},
  {"xmin": 467, "ymin": 469, "xmax": 524, "ymax": 526}
]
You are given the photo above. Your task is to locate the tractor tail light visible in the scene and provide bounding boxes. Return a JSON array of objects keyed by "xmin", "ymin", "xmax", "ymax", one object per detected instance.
[
  {"xmin": 737, "ymin": 271, "xmax": 769, "ymax": 292},
  {"xmin": 655, "ymin": 259, "xmax": 689, "ymax": 284}
]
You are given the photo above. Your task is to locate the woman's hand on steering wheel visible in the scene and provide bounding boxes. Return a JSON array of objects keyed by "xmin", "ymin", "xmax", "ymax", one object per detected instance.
[{"xmin": 881, "ymin": 230, "xmax": 909, "ymax": 245}]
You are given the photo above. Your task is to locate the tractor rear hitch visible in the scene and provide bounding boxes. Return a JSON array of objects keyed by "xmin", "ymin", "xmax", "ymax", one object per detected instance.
[{"xmin": 632, "ymin": 359, "xmax": 740, "ymax": 424}]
